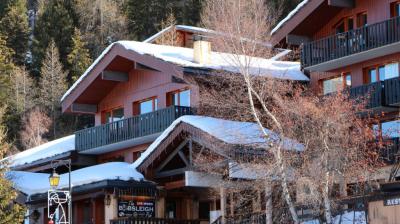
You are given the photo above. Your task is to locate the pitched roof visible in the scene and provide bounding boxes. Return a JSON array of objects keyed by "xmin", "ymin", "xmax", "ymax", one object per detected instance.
[
  {"xmin": 7, "ymin": 162, "xmax": 144, "ymax": 195},
  {"xmin": 133, "ymin": 115, "xmax": 304, "ymax": 169},
  {"xmin": 271, "ymin": 0, "xmax": 309, "ymax": 34},
  {"xmin": 3, "ymin": 135, "xmax": 75, "ymax": 168},
  {"xmin": 61, "ymin": 41, "xmax": 308, "ymax": 102}
]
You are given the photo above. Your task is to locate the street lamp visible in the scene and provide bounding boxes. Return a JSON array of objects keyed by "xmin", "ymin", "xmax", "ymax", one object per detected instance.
[
  {"xmin": 49, "ymin": 169, "xmax": 60, "ymax": 188},
  {"xmin": 48, "ymin": 159, "xmax": 72, "ymax": 224}
]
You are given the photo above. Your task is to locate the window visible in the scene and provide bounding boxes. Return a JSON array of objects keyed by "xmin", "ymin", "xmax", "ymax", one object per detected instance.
[
  {"xmin": 357, "ymin": 12, "xmax": 367, "ymax": 27},
  {"xmin": 344, "ymin": 73, "xmax": 352, "ymax": 87},
  {"xmin": 335, "ymin": 20, "xmax": 345, "ymax": 34},
  {"xmin": 133, "ymin": 97, "xmax": 158, "ymax": 115},
  {"xmin": 322, "ymin": 73, "xmax": 352, "ymax": 95},
  {"xmin": 373, "ymin": 119, "xmax": 400, "ymax": 139},
  {"xmin": 391, "ymin": 2, "xmax": 400, "ymax": 17},
  {"xmin": 335, "ymin": 17, "xmax": 354, "ymax": 34},
  {"xmin": 365, "ymin": 63, "xmax": 399, "ymax": 83},
  {"xmin": 103, "ymin": 107, "xmax": 124, "ymax": 124},
  {"xmin": 168, "ymin": 89, "xmax": 191, "ymax": 107}
]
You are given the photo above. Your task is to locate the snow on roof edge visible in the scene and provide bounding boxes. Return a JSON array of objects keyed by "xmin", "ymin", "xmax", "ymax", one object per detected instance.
[
  {"xmin": 3, "ymin": 135, "xmax": 75, "ymax": 168},
  {"xmin": 143, "ymin": 25, "xmax": 214, "ymax": 43},
  {"xmin": 8, "ymin": 162, "xmax": 144, "ymax": 195},
  {"xmin": 271, "ymin": 0, "xmax": 309, "ymax": 35},
  {"xmin": 133, "ymin": 115, "xmax": 304, "ymax": 169}
]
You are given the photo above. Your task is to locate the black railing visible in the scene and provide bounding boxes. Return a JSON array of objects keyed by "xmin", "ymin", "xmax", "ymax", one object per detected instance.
[
  {"xmin": 379, "ymin": 137, "xmax": 400, "ymax": 164},
  {"xmin": 110, "ymin": 217, "xmax": 200, "ymax": 224},
  {"xmin": 75, "ymin": 106, "xmax": 193, "ymax": 152},
  {"xmin": 384, "ymin": 77, "xmax": 400, "ymax": 105},
  {"xmin": 225, "ymin": 213, "xmax": 266, "ymax": 224},
  {"xmin": 348, "ymin": 81, "xmax": 384, "ymax": 109},
  {"xmin": 301, "ymin": 16, "xmax": 400, "ymax": 68}
]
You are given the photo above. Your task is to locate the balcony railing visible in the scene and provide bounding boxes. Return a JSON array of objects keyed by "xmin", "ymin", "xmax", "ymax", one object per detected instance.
[
  {"xmin": 378, "ymin": 137, "xmax": 400, "ymax": 164},
  {"xmin": 348, "ymin": 81, "xmax": 384, "ymax": 109},
  {"xmin": 75, "ymin": 106, "xmax": 193, "ymax": 152},
  {"xmin": 341, "ymin": 77, "xmax": 400, "ymax": 110},
  {"xmin": 301, "ymin": 16, "xmax": 400, "ymax": 68}
]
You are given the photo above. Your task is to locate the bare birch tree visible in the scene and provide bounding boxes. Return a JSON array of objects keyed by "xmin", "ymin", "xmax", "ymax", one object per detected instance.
[
  {"xmin": 201, "ymin": 1, "xmax": 300, "ymax": 223},
  {"xmin": 200, "ymin": 1, "xmax": 374, "ymax": 223},
  {"xmin": 19, "ymin": 106, "xmax": 51, "ymax": 150}
]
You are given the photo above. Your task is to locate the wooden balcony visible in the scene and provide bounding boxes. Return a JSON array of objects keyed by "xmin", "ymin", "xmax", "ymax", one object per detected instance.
[
  {"xmin": 345, "ymin": 77, "xmax": 400, "ymax": 113},
  {"xmin": 349, "ymin": 81, "xmax": 384, "ymax": 109},
  {"xmin": 75, "ymin": 106, "xmax": 193, "ymax": 152},
  {"xmin": 110, "ymin": 217, "xmax": 201, "ymax": 224},
  {"xmin": 301, "ymin": 16, "xmax": 400, "ymax": 71}
]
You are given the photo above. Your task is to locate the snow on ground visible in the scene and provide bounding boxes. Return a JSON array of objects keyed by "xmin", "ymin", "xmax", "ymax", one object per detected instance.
[
  {"xmin": 61, "ymin": 40, "xmax": 308, "ymax": 102},
  {"xmin": 3, "ymin": 135, "xmax": 75, "ymax": 168},
  {"xmin": 133, "ymin": 115, "xmax": 304, "ymax": 168},
  {"xmin": 302, "ymin": 211, "xmax": 367, "ymax": 224},
  {"xmin": 271, "ymin": 0, "xmax": 309, "ymax": 34},
  {"xmin": 7, "ymin": 162, "xmax": 144, "ymax": 195}
]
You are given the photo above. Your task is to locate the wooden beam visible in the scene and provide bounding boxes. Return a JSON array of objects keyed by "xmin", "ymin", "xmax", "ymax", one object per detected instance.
[
  {"xmin": 101, "ymin": 70, "xmax": 129, "ymax": 82},
  {"xmin": 165, "ymin": 180, "xmax": 185, "ymax": 190},
  {"xmin": 134, "ymin": 62, "xmax": 160, "ymax": 72},
  {"xmin": 286, "ymin": 34, "xmax": 311, "ymax": 46},
  {"xmin": 71, "ymin": 103, "xmax": 97, "ymax": 114},
  {"xmin": 155, "ymin": 168, "xmax": 188, "ymax": 178},
  {"xmin": 155, "ymin": 139, "xmax": 189, "ymax": 173},
  {"xmin": 178, "ymin": 151, "xmax": 190, "ymax": 167},
  {"xmin": 328, "ymin": 0, "xmax": 354, "ymax": 8}
]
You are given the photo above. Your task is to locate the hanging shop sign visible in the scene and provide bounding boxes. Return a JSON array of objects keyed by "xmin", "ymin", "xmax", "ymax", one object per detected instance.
[
  {"xmin": 117, "ymin": 200, "xmax": 155, "ymax": 218},
  {"xmin": 384, "ymin": 197, "xmax": 400, "ymax": 206}
]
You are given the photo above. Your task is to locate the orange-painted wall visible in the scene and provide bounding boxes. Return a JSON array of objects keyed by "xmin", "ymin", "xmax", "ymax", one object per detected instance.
[
  {"xmin": 314, "ymin": 0, "xmax": 399, "ymax": 40},
  {"xmin": 94, "ymin": 68, "xmax": 198, "ymax": 125},
  {"xmin": 311, "ymin": 52, "xmax": 400, "ymax": 92},
  {"xmin": 97, "ymin": 143, "xmax": 150, "ymax": 164}
]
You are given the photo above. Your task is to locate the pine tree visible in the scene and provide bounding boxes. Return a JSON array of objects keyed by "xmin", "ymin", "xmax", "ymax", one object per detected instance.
[
  {"xmin": 0, "ymin": 0, "xmax": 30, "ymax": 65},
  {"xmin": 0, "ymin": 0, "xmax": 17, "ymax": 18},
  {"xmin": 38, "ymin": 40, "xmax": 67, "ymax": 138},
  {"xmin": 75, "ymin": 0, "xmax": 128, "ymax": 56},
  {"xmin": 67, "ymin": 28, "xmax": 92, "ymax": 85},
  {"xmin": 32, "ymin": 0, "xmax": 74, "ymax": 76},
  {"xmin": 0, "ymin": 36, "xmax": 15, "ymax": 105},
  {"xmin": 0, "ymin": 106, "xmax": 26, "ymax": 223},
  {"xmin": 125, "ymin": 0, "xmax": 203, "ymax": 41}
]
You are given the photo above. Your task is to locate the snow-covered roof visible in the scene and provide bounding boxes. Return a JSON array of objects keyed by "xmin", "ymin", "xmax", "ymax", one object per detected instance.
[
  {"xmin": 271, "ymin": 0, "xmax": 309, "ymax": 34},
  {"xmin": 61, "ymin": 41, "xmax": 308, "ymax": 102},
  {"xmin": 133, "ymin": 115, "xmax": 304, "ymax": 168},
  {"xmin": 302, "ymin": 211, "xmax": 366, "ymax": 224},
  {"xmin": 7, "ymin": 162, "xmax": 144, "ymax": 195},
  {"xmin": 4, "ymin": 135, "xmax": 75, "ymax": 168},
  {"xmin": 143, "ymin": 25, "xmax": 214, "ymax": 43}
]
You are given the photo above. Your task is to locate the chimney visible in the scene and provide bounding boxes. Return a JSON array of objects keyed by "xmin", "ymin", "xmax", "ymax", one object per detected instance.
[{"xmin": 193, "ymin": 35, "xmax": 211, "ymax": 64}]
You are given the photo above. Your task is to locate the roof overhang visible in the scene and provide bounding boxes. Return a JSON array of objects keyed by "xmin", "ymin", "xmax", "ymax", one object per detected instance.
[
  {"xmin": 305, "ymin": 42, "xmax": 400, "ymax": 72},
  {"xmin": 61, "ymin": 43, "xmax": 184, "ymax": 114},
  {"xmin": 271, "ymin": 0, "xmax": 350, "ymax": 46},
  {"xmin": 27, "ymin": 180, "xmax": 156, "ymax": 204}
]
